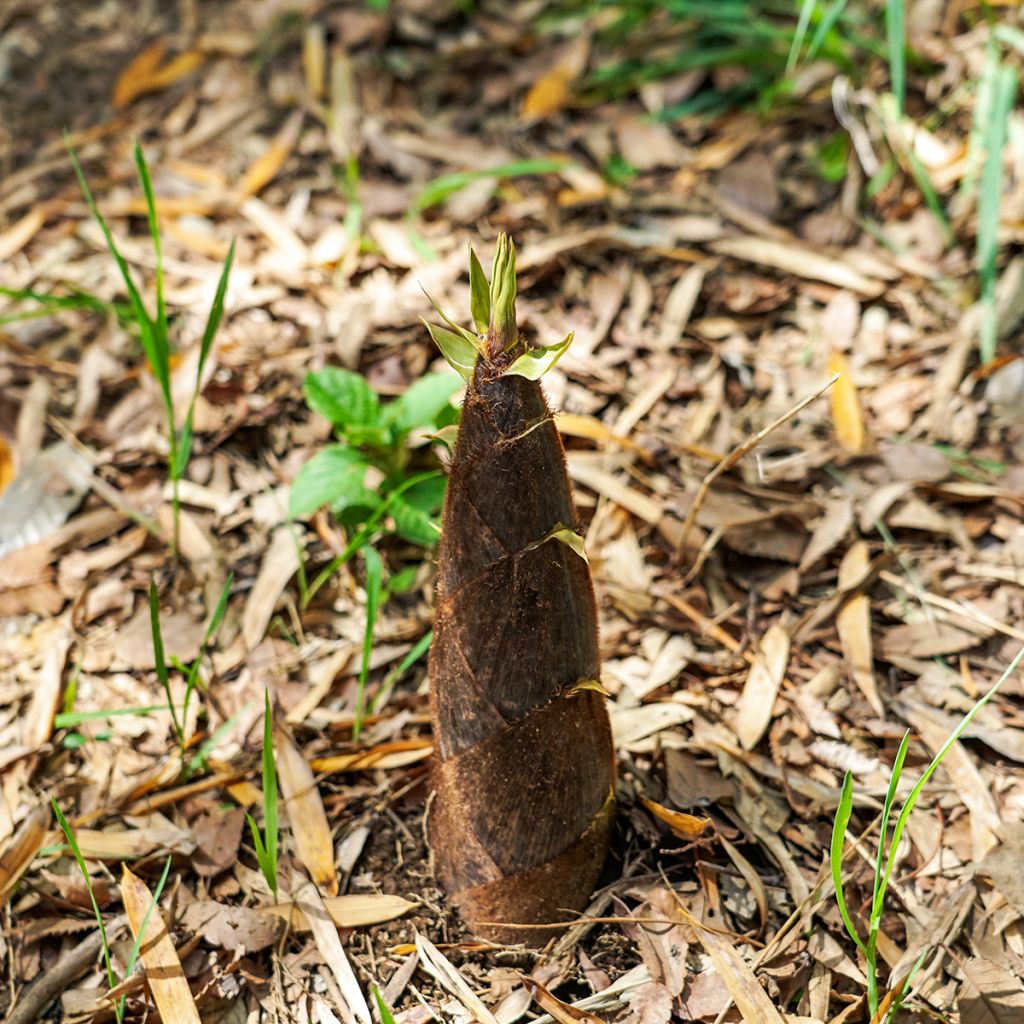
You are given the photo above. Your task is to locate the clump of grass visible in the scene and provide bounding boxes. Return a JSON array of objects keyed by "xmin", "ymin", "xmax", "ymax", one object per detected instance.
[
  {"xmin": 830, "ymin": 642, "xmax": 1024, "ymax": 1021},
  {"xmin": 246, "ymin": 691, "xmax": 280, "ymax": 899},
  {"xmin": 550, "ymin": 0, "xmax": 883, "ymax": 118},
  {"xmin": 66, "ymin": 137, "xmax": 235, "ymax": 551},
  {"xmin": 51, "ymin": 800, "xmax": 172, "ymax": 1022}
]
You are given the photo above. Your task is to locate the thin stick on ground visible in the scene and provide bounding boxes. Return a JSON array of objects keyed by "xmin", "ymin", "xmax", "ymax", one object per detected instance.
[{"xmin": 675, "ymin": 373, "xmax": 840, "ymax": 579}]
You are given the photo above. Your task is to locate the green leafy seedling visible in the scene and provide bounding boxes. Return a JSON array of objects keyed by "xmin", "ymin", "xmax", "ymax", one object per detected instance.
[
  {"xmin": 66, "ymin": 137, "xmax": 235, "ymax": 551},
  {"xmin": 290, "ymin": 360, "xmax": 457, "ymax": 730},
  {"xmin": 831, "ymin": 641, "xmax": 1024, "ymax": 1021},
  {"xmin": 247, "ymin": 690, "xmax": 279, "ymax": 899}
]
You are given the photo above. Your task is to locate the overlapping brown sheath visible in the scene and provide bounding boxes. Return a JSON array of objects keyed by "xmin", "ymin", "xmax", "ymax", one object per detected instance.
[{"xmin": 429, "ymin": 347, "xmax": 615, "ymax": 946}]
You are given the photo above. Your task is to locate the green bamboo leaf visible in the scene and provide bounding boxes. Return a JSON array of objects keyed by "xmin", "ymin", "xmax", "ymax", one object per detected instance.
[
  {"xmin": 354, "ymin": 545, "xmax": 384, "ymax": 740},
  {"xmin": 489, "ymin": 233, "xmax": 518, "ymax": 351},
  {"xmin": 305, "ymin": 366, "xmax": 380, "ymax": 429},
  {"xmin": 545, "ymin": 525, "xmax": 588, "ymax": 563},
  {"xmin": 420, "ymin": 288, "xmax": 482, "ymax": 348},
  {"xmin": 468, "ymin": 245, "xmax": 490, "ymax": 333},
  {"xmin": 422, "ymin": 319, "xmax": 479, "ymax": 381},
  {"xmin": 504, "ymin": 332, "xmax": 574, "ymax": 381}
]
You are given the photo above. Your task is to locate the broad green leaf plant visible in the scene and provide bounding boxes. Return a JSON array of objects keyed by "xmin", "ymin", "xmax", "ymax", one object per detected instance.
[{"xmin": 290, "ymin": 356, "xmax": 459, "ymax": 736}]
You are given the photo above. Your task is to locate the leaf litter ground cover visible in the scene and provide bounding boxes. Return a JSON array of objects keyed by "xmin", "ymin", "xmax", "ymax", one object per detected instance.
[{"xmin": 2, "ymin": 1, "xmax": 1024, "ymax": 1022}]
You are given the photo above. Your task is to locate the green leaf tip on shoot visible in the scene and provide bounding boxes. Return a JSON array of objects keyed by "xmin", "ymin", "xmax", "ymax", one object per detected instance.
[
  {"xmin": 487, "ymin": 232, "xmax": 518, "ymax": 356},
  {"xmin": 468, "ymin": 244, "xmax": 490, "ymax": 334},
  {"xmin": 423, "ymin": 234, "xmax": 574, "ymax": 382}
]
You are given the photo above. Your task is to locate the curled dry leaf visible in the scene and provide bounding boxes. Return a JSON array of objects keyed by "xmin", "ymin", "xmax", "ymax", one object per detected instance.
[
  {"xmin": 641, "ymin": 798, "xmax": 712, "ymax": 841},
  {"xmin": 0, "ymin": 806, "xmax": 48, "ymax": 907}
]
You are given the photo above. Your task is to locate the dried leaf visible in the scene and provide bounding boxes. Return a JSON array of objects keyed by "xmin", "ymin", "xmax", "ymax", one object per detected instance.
[
  {"xmin": 735, "ymin": 622, "xmax": 790, "ymax": 750},
  {"xmin": 294, "ymin": 874, "xmax": 372, "ymax": 1024},
  {"xmin": 828, "ymin": 351, "xmax": 866, "ymax": 454},
  {"xmin": 710, "ymin": 236, "xmax": 884, "ymax": 294},
  {"xmin": 958, "ymin": 958, "xmax": 1024, "ymax": 1023},
  {"xmin": 671, "ymin": 898, "xmax": 787, "ymax": 1024},
  {"xmin": 275, "ymin": 726, "xmax": 338, "ymax": 896},
  {"xmin": 416, "ymin": 933, "xmax": 499, "ymax": 1024},
  {"xmin": 520, "ymin": 37, "xmax": 590, "ymax": 122},
  {"xmin": 641, "ymin": 798, "xmax": 712, "ymax": 841},
  {"xmin": 0, "ymin": 807, "xmax": 47, "ymax": 907},
  {"xmin": 799, "ymin": 497, "xmax": 853, "ymax": 573},
  {"xmin": 836, "ymin": 542, "xmax": 883, "ymax": 715},
  {"xmin": 523, "ymin": 975, "xmax": 606, "ymax": 1024},
  {"xmin": 121, "ymin": 865, "xmax": 202, "ymax": 1024},
  {"xmin": 113, "ymin": 42, "xmax": 203, "ymax": 108},
  {"xmin": 238, "ymin": 110, "xmax": 304, "ymax": 199},
  {"xmin": 242, "ymin": 526, "xmax": 301, "ymax": 650},
  {"xmin": 182, "ymin": 899, "xmax": 282, "ymax": 951},
  {"xmin": 261, "ymin": 893, "xmax": 416, "ymax": 930}
]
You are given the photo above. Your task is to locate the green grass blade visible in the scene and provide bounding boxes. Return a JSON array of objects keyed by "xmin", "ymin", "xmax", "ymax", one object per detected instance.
[
  {"xmin": 55, "ymin": 705, "xmax": 169, "ymax": 729},
  {"xmin": 188, "ymin": 705, "xmax": 250, "ymax": 775},
  {"xmin": 133, "ymin": 141, "xmax": 167, "ymax": 346},
  {"xmin": 886, "ymin": 944, "xmax": 931, "ymax": 1023},
  {"xmin": 411, "ymin": 158, "xmax": 568, "ymax": 216},
  {"xmin": 786, "ymin": 0, "xmax": 818, "ymax": 72},
  {"xmin": 830, "ymin": 771, "xmax": 867, "ymax": 953},
  {"xmin": 369, "ymin": 628, "xmax": 432, "ymax": 715},
  {"xmin": 978, "ymin": 62, "xmax": 1018, "ymax": 364},
  {"xmin": 353, "ymin": 544, "xmax": 384, "ymax": 741},
  {"xmin": 372, "ymin": 985, "xmax": 398, "ymax": 1024},
  {"xmin": 959, "ymin": 43, "xmax": 999, "ymax": 205},
  {"xmin": 303, "ymin": 470, "xmax": 443, "ymax": 607},
  {"xmin": 177, "ymin": 239, "xmax": 236, "ymax": 477},
  {"xmin": 261, "ymin": 690, "xmax": 278, "ymax": 897},
  {"xmin": 903, "ymin": 148, "xmax": 953, "ymax": 248},
  {"xmin": 52, "ymin": 799, "xmax": 118, "ymax": 992},
  {"xmin": 182, "ymin": 572, "xmax": 234, "ymax": 733},
  {"xmin": 66, "ymin": 137, "xmax": 169, "ymax": 409},
  {"xmin": 122, "ymin": 854, "xmax": 172, "ymax": 980},
  {"xmin": 881, "ymin": 642, "xmax": 1024, "ymax": 905},
  {"xmin": 885, "ymin": 0, "xmax": 906, "ymax": 112},
  {"xmin": 806, "ymin": 0, "xmax": 851, "ymax": 62},
  {"xmin": 872, "ymin": 730, "xmax": 910, "ymax": 915},
  {"xmin": 148, "ymin": 582, "xmax": 182, "ymax": 741}
]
